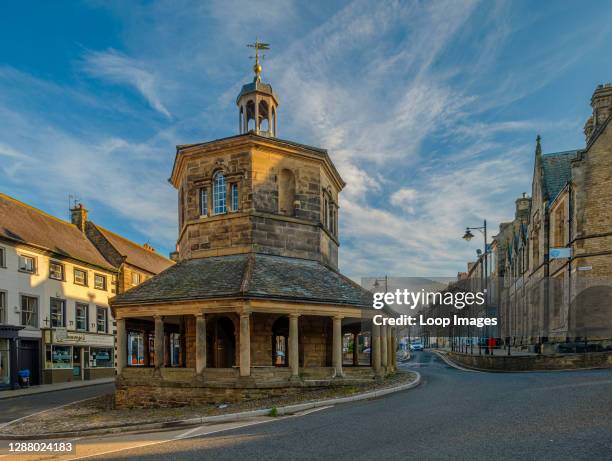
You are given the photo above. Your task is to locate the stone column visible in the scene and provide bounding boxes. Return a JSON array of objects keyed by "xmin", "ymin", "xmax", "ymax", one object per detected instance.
[
  {"xmin": 381, "ymin": 324, "xmax": 388, "ymax": 369},
  {"xmin": 289, "ymin": 314, "xmax": 299, "ymax": 378},
  {"xmin": 352, "ymin": 333, "xmax": 359, "ymax": 366},
  {"xmin": 239, "ymin": 313, "xmax": 251, "ymax": 377},
  {"xmin": 392, "ymin": 329, "xmax": 398, "ymax": 368},
  {"xmin": 154, "ymin": 315, "xmax": 164, "ymax": 370},
  {"xmin": 116, "ymin": 318, "xmax": 126, "ymax": 374},
  {"xmin": 372, "ymin": 323, "xmax": 381, "ymax": 376},
  {"xmin": 332, "ymin": 316, "xmax": 343, "ymax": 377},
  {"xmin": 195, "ymin": 313, "xmax": 207, "ymax": 374},
  {"xmin": 387, "ymin": 327, "xmax": 394, "ymax": 371}
]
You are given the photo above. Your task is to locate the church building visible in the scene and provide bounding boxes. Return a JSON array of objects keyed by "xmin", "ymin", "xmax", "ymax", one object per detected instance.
[{"xmin": 111, "ymin": 44, "xmax": 397, "ymax": 407}]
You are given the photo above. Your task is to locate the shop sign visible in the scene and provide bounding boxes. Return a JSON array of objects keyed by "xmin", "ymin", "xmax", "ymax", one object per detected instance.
[{"xmin": 51, "ymin": 329, "xmax": 113, "ymax": 347}]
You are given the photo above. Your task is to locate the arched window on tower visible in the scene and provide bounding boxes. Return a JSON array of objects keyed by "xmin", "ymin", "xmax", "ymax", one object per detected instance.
[
  {"xmin": 213, "ymin": 171, "xmax": 227, "ymax": 214},
  {"xmin": 278, "ymin": 169, "xmax": 295, "ymax": 216},
  {"xmin": 272, "ymin": 108, "xmax": 276, "ymax": 136},
  {"xmin": 246, "ymin": 100, "xmax": 256, "ymax": 132},
  {"xmin": 239, "ymin": 106, "xmax": 244, "ymax": 133}
]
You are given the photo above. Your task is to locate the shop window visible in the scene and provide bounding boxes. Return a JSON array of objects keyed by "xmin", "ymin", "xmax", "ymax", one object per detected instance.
[
  {"xmin": 75, "ymin": 303, "xmax": 89, "ymax": 331},
  {"xmin": 20, "ymin": 295, "xmax": 38, "ymax": 327},
  {"xmin": 49, "ymin": 261, "xmax": 64, "ymax": 281},
  {"xmin": 96, "ymin": 307, "xmax": 108, "ymax": 333},
  {"xmin": 18, "ymin": 254, "xmax": 36, "ymax": 273},
  {"xmin": 128, "ymin": 331, "xmax": 145, "ymax": 366},
  {"xmin": 94, "ymin": 273, "xmax": 107, "ymax": 290},
  {"xmin": 89, "ymin": 347, "xmax": 113, "ymax": 368},
  {"xmin": 74, "ymin": 268, "xmax": 88, "ymax": 286},
  {"xmin": 45, "ymin": 345, "xmax": 72, "ymax": 369},
  {"xmin": 50, "ymin": 298, "xmax": 65, "ymax": 328}
]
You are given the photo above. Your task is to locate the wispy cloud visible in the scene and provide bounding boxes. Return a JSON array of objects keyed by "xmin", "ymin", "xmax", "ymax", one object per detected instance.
[{"xmin": 82, "ymin": 49, "xmax": 172, "ymax": 118}]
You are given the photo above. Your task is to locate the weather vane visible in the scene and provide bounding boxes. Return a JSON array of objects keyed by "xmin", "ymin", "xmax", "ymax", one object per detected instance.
[{"xmin": 247, "ymin": 38, "xmax": 270, "ymax": 82}]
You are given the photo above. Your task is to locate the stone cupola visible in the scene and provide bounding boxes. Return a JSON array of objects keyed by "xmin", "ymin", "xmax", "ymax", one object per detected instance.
[{"xmin": 236, "ymin": 40, "xmax": 278, "ymax": 137}]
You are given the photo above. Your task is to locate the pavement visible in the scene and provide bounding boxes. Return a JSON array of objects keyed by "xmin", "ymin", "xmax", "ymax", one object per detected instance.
[
  {"xmin": 0, "ymin": 378, "xmax": 115, "ymax": 400},
  {"xmin": 0, "ymin": 352, "xmax": 610, "ymax": 460}
]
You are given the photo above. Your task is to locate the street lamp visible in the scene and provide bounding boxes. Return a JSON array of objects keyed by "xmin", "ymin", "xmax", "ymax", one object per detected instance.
[{"xmin": 462, "ymin": 220, "xmax": 488, "ymax": 355}]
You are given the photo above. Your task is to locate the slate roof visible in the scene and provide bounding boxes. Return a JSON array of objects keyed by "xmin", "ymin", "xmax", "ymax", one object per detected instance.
[
  {"xmin": 93, "ymin": 224, "xmax": 174, "ymax": 274},
  {"xmin": 0, "ymin": 193, "xmax": 115, "ymax": 270},
  {"xmin": 540, "ymin": 150, "xmax": 578, "ymax": 201},
  {"xmin": 111, "ymin": 253, "xmax": 376, "ymax": 309},
  {"xmin": 236, "ymin": 80, "xmax": 277, "ymax": 103}
]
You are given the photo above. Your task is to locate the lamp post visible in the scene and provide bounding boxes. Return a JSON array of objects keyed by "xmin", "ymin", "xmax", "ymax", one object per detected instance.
[{"xmin": 462, "ymin": 220, "xmax": 488, "ymax": 356}]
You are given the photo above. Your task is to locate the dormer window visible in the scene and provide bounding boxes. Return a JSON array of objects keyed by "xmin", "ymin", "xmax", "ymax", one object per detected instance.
[{"xmin": 213, "ymin": 172, "xmax": 227, "ymax": 214}]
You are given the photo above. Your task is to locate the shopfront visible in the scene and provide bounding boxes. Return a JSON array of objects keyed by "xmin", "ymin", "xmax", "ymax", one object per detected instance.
[{"xmin": 42, "ymin": 328, "xmax": 115, "ymax": 384}]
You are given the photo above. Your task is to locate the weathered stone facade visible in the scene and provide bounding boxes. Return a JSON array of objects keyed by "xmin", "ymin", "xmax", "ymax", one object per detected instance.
[
  {"xmin": 173, "ymin": 136, "xmax": 342, "ymax": 269},
  {"xmin": 495, "ymin": 84, "xmax": 612, "ymax": 351},
  {"xmin": 110, "ymin": 60, "xmax": 397, "ymax": 408}
]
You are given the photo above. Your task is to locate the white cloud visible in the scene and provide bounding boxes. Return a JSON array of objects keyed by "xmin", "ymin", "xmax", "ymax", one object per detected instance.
[
  {"xmin": 390, "ymin": 188, "xmax": 418, "ymax": 213},
  {"xmin": 82, "ymin": 49, "xmax": 172, "ymax": 118}
]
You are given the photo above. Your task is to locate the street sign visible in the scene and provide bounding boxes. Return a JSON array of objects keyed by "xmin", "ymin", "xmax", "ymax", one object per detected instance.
[{"xmin": 550, "ymin": 247, "xmax": 571, "ymax": 259}]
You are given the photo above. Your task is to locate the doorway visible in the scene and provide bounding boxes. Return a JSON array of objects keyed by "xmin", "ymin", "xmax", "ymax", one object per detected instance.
[{"xmin": 208, "ymin": 316, "xmax": 236, "ymax": 368}]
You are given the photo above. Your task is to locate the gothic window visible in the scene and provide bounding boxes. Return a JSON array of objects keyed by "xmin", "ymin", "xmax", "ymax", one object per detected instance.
[
  {"xmin": 199, "ymin": 188, "xmax": 208, "ymax": 217},
  {"xmin": 323, "ymin": 196, "xmax": 329, "ymax": 227},
  {"xmin": 279, "ymin": 169, "xmax": 295, "ymax": 216},
  {"xmin": 213, "ymin": 172, "xmax": 227, "ymax": 214},
  {"xmin": 231, "ymin": 183, "xmax": 239, "ymax": 211},
  {"xmin": 179, "ymin": 187, "xmax": 185, "ymax": 227}
]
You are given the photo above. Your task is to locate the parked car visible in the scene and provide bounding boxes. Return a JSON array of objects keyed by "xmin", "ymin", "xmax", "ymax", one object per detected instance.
[{"xmin": 410, "ymin": 342, "xmax": 424, "ymax": 351}]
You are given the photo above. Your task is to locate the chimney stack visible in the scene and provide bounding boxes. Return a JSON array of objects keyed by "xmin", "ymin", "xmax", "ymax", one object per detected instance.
[{"xmin": 70, "ymin": 203, "xmax": 88, "ymax": 232}]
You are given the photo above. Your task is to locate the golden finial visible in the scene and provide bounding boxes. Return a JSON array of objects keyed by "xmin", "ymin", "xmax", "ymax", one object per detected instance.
[{"xmin": 247, "ymin": 38, "xmax": 270, "ymax": 82}]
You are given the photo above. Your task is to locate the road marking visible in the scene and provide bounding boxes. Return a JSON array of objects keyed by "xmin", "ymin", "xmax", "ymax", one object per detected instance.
[
  {"xmin": 294, "ymin": 405, "xmax": 333, "ymax": 416},
  {"xmin": 432, "ymin": 351, "xmax": 483, "ymax": 373},
  {"xmin": 65, "ymin": 418, "xmax": 282, "ymax": 461},
  {"xmin": 64, "ymin": 402, "xmax": 336, "ymax": 460}
]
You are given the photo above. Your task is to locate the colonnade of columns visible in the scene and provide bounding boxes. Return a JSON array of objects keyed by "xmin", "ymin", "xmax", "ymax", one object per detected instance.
[{"xmin": 115, "ymin": 314, "xmax": 398, "ymax": 377}]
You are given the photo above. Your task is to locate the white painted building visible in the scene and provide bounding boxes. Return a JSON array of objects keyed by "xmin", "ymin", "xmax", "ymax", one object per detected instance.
[{"xmin": 0, "ymin": 194, "xmax": 117, "ymax": 388}]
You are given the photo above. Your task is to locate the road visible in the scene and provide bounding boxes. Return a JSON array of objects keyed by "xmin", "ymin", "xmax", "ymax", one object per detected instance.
[
  {"xmin": 2, "ymin": 352, "xmax": 611, "ymax": 460},
  {"xmin": 0, "ymin": 383, "xmax": 115, "ymax": 427}
]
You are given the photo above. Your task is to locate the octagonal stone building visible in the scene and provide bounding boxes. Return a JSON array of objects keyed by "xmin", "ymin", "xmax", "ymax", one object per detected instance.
[{"xmin": 111, "ymin": 57, "xmax": 397, "ymax": 407}]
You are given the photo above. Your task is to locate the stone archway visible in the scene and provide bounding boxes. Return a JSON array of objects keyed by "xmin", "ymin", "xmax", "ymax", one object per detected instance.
[{"xmin": 207, "ymin": 316, "xmax": 236, "ymax": 368}]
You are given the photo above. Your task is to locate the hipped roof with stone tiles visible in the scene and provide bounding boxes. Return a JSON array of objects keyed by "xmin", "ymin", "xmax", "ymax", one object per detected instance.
[
  {"xmin": 111, "ymin": 253, "xmax": 379, "ymax": 310},
  {"xmin": 91, "ymin": 224, "xmax": 174, "ymax": 275},
  {"xmin": 0, "ymin": 193, "xmax": 116, "ymax": 271}
]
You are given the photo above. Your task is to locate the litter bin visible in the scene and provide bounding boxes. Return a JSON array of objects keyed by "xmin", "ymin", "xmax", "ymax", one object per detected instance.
[{"xmin": 17, "ymin": 369, "xmax": 30, "ymax": 388}]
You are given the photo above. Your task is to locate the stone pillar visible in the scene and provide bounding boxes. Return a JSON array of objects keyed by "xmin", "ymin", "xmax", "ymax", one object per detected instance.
[
  {"xmin": 352, "ymin": 333, "xmax": 359, "ymax": 366},
  {"xmin": 381, "ymin": 324, "xmax": 388, "ymax": 369},
  {"xmin": 392, "ymin": 329, "xmax": 398, "ymax": 368},
  {"xmin": 332, "ymin": 316, "xmax": 343, "ymax": 377},
  {"xmin": 154, "ymin": 315, "xmax": 164, "ymax": 369},
  {"xmin": 116, "ymin": 318, "xmax": 126, "ymax": 374},
  {"xmin": 387, "ymin": 327, "xmax": 394, "ymax": 371},
  {"xmin": 195, "ymin": 314, "xmax": 207, "ymax": 374},
  {"xmin": 289, "ymin": 314, "xmax": 299, "ymax": 378},
  {"xmin": 239, "ymin": 313, "xmax": 251, "ymax": 377},
  {"xmin": 372, "ymin": 323, "xmax": 381, "ymax": 376}
]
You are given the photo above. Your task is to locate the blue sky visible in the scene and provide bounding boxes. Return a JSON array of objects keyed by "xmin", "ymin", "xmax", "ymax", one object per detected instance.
[{"xmin": 1, "ymin": 0, "xmax": 611, "ymax": 277}]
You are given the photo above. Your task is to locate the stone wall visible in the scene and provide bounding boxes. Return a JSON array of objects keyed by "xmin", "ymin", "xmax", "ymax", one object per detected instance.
[{"xmin": 448, "ymin": 351, "xmax": 612, "ymax": 371}]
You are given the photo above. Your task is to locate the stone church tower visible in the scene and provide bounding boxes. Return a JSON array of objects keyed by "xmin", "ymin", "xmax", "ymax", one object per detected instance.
[{"xmin": 171, "ymin": 49, "xmax": 343, "ymax": 268}]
